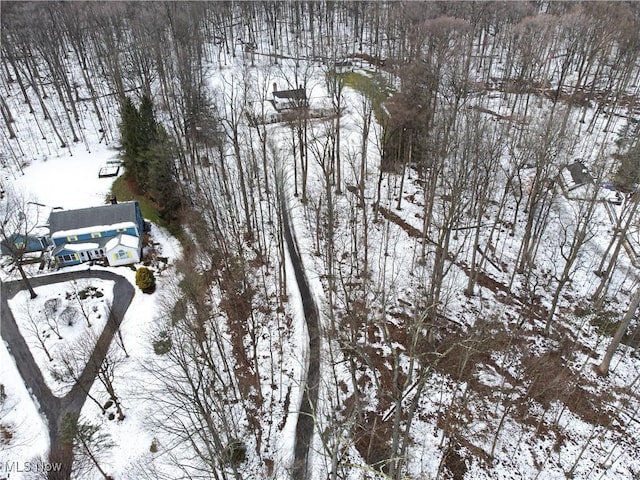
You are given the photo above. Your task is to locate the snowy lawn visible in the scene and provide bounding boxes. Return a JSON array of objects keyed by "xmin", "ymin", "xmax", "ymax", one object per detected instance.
[
  {"xmin": 0, "ymin": 135, "xmax": 182, "ymax": 478},
  {"xmin": 8, "ymin": 279, "xmax": 115, "ymax": 397}
]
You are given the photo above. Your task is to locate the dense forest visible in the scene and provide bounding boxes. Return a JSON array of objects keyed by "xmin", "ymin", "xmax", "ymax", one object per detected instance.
[{"xmin": 1, "ymin": 1, "xmax": 640, "ymax": 479}]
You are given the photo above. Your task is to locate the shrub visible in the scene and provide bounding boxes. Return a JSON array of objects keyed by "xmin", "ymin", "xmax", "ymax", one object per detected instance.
[
  {"xmin": 136, "ymin": 266, "xmax": 156, "ymax": 293},
  {"xmin": 44, "ymin": 298, "xmax": 61, "ymax": 315},
  {"xmin": 77, "ymin": 286, "xmax": 104, "ymax": 300},
  {"xmin": 591, "ymin": 310, "xmax": 619, "ymax": 337},
  {"xmin": 59, "ymin": 306, "xmax": 78, "ymax": 326},
  {"xmin": 153, "ymin": 331, "xmax": 172, "ymax": 355},
  {"xmin": 150, "ymin": 438, "xmax": 159, "ymax": 453},
  {"xmin": 223, "ymin": 439, "xmax": 247, "ymax": 466},
  {"xmin": 1, "ymin": 424, "xmax": 13, "ymax": 444}
]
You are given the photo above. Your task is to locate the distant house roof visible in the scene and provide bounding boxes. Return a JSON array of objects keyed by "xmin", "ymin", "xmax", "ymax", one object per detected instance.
[
  {"xmin": 565, "ymin": 161, "xmax": 593, "ymax": 187},
  {"xmin": 49, "ymin": 201, "xmax": 140, "ymax": 236},
  {"xmin": 273, "ymin": 88, "xmax": 307, "ymax": 101},
  {"xmin": 334, "ymin": 60, "xmax": 353, "ymax": 68}
]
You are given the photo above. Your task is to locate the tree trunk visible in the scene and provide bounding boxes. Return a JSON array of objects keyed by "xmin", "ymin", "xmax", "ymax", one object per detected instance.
[
  {"xmin": 592, "ymin": 199, "xmax": 639, "ymax": 305},
  {"xmin": 17, "ymin": 263, "xmax": 37, "ymax": 299},
  {"xmin": 596, "ymin": 287, "xmax": 640, "ymax": 376}
]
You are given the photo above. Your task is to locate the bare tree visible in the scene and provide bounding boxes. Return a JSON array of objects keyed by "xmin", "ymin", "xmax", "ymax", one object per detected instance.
[
  {"xmin": 545, "ymin": 165, "xmax": 604, "ymax": 335},
  {"xmin": 463, "ymin": 113, "xmax": 503, "ymax": 296},
  {"xmin": 106, "ymin": 299, "xmax": 128, "ymax": 358},
  {"xmin": 50, "ymin": 332, "xmax": 106, "ymax": 414},
  {"xmin": 592, "ymin": 188, "xmax": 640, "ymax": 308},
  {"xmin": 60, "ymin": 412, "xmax": 114, "ymax": 480},
  {"xmin": 21, "ymin": 301, "xmax": 53, "ymax": 362},
  {"xmin": 596, "ymin": 285, "xmax": 640, "ymax": 376},
  {"xmin": 42, "ymin": 298, "xmax": 63, "ymax": 340},
  {"xmin": 69, "ymin": 280, "xmax": 98, "ymax": 328},
  {"xmin": 145, "ymin": 271, "xmax": 267, "ymax": 479},
  {"xmin": 0, "ymin": 187, "xmax": 43, "ymax": 299},
  {"xmin": 325, "ymin": 62, "xmax": 346, "ymax": 194},
  {"xmin": 218, "ymin": 72, "xmax": 253, "ymax": 239},
  {"xmin": 93, "ymin": 339, "xmax": 127, "ymax": 422}
]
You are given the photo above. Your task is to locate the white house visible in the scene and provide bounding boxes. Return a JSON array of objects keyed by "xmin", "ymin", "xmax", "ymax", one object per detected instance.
[{"xmin": 104, "ymin": 233, "xmax": 141, "ymax": 266}]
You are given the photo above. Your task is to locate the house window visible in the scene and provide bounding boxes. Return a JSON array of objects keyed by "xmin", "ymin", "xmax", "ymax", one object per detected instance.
[
  {"xmin": 91, "ymin": 232, "xmax": 102, "ymax": 238},
  {"xmin": 117, "ymin": 228, "xmax": 127, "ymax": 233},
  {"xmin": 14, "ymin": 241, "xmax": 26, "ymax": 250},
  {"xmin": 62, "ymin": 254, "xmax": 75, "ymax": 262},
  {"xmin": 66, "ymin": 235, "xmax": 78, "ymax": 242},
  {"xmin": 116, "ymin": 250, "xmax": 131, "ymax": 260}
]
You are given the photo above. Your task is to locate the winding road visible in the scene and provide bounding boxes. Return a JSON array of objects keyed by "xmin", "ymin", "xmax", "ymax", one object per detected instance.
[
  {"xmin": 280, "ymin": 190, "xmax": 321, "ymax": 480},
  {"xmin": 1, "ymin": 270, "xmax": 134, "ymax": 479},
  {"xmin": 2, "ymin": 207, "xmax": 318, "ymax": 479}
]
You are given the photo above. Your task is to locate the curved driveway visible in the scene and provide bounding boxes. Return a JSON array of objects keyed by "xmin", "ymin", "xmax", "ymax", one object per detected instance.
[
  {"xmin": 279, "ymin": 190, "xmax": 321, "ymax": 480},
  {"xmin": 1, "ymin": 269, "xmax": 134, "ymax": 479}
]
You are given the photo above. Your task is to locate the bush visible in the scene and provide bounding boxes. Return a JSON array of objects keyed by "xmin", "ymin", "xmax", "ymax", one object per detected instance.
[
  {"xmin": 150, "ymin": 438, "xmax": 159, "ymax": 453},
  {"xmin": 136, "ymin": 267, "xmax": 156, "ymax": 293},
  {"xmin": 223, "ymin": 439, "xmax": 247, "ymax": 466},
  {"xmin": 77, "ymin": 286, "xmax": 104, "ymax": 300},
  {"xmin": 1, "ymin": 424, "xmax": 13, "ymax": 444},
  {"xmin": 153, "ymin": 331, "xmax": 172, "ymax": 355}
]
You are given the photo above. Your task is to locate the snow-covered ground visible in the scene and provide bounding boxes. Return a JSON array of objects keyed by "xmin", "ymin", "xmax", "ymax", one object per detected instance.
[
  {"xmin": 0, "ymin": 140, "xmax": 183, "ymax": 478},
  {"xmin": 263, "ymin": 54, "xmax": 640, "ymax": 478},
  {"xmin": 8, "ymin": 279, "xmax": 115, "ymax": 397},
  {"xmin": 2, "ymin": 7, "xmax": 640, "ymax": 480},
  {"xmin": 0, "ymin": 343, "xmax": 50, "ymax": 474}
]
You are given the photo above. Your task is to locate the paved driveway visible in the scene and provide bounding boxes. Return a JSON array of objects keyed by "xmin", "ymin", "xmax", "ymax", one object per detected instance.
[{"xmin": 1, "ymin": 269, "xmax": 135, "ymax": 478}]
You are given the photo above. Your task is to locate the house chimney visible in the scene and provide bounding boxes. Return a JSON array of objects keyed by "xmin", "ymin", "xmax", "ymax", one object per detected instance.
[{"xmin": 273, "ymin": 82, "xmax": 278, "ymax": 92}]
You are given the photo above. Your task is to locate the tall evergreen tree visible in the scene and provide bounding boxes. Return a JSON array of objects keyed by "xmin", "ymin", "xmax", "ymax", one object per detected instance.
[
  {"xmin": 138, "ymin": 94, "xmax": 157, "ymax": 149},
  {"xmin": 146, "ymin": 127, "xmax": 182, "ymax": 221},
  {"xmin": 119, "ymin": 94, "xmax": 160, "ymax": 191},
  {"xmin": 119, "ymin": 96, "xmax": 144, "ymax": 186},
  {"xmin": 119, "ymin": 95, "xmax": 181, "ymax": 219},
  {"xmin": 614, "ymin": 139, "xmax": 640, "ymax": 192}
]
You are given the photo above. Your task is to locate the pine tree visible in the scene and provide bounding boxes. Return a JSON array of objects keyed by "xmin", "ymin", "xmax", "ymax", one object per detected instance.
[
  {"xmin": 119, "ymin": 97, "xmax": 142, "ymax": 173},
  {"xmin": 614, "ymin": 140, "xmax": 640, "ymax": 192},
  {"xmin": 120, "ymin": 97, "xmax": 145, "ymax": 187},
  {"xmin": 138, "ymin": 94, "xmax": 157, "ymax": 150},
  {"xmin": 146, "ymin": 128, "xmax": 182, "ymax": 221},
  {"xmin": 119, "ymin": 95, "xmax": 182, "ymax": 221},
  {"xmin": 119, "ymin": 95, "xmax": 159, "ymax": 191}
]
